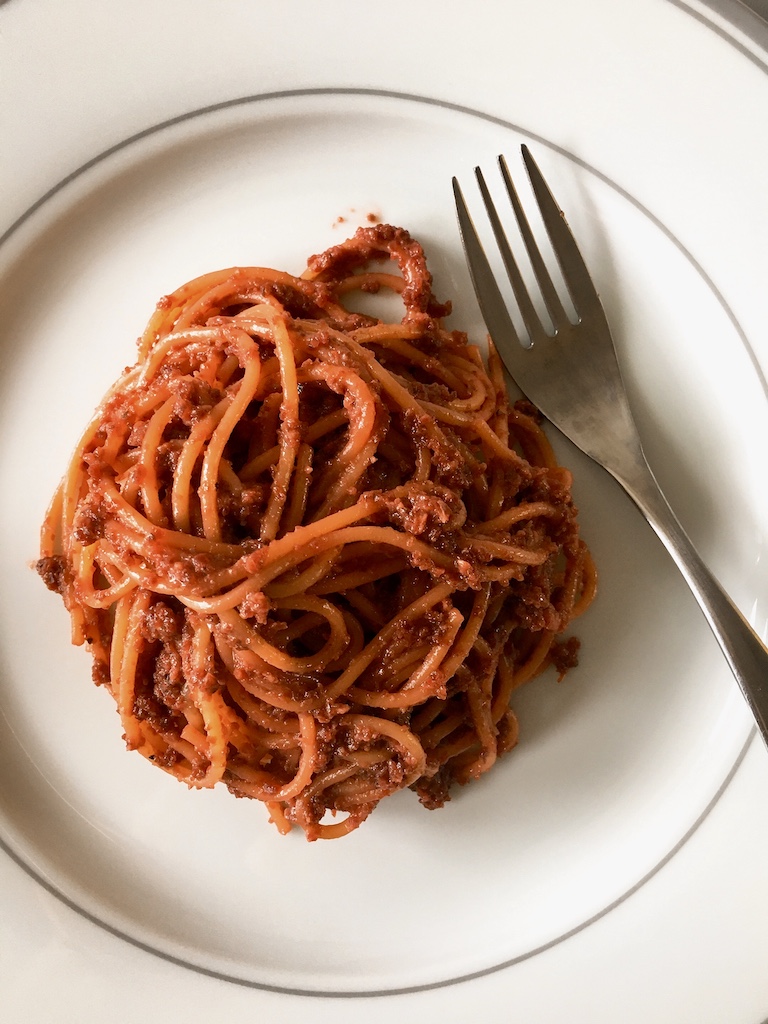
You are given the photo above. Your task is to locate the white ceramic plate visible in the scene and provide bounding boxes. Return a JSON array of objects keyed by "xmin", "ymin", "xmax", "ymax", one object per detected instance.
[{"xmin": 2, "ymin": 2, "xmax": 768, "ymax": 1022}]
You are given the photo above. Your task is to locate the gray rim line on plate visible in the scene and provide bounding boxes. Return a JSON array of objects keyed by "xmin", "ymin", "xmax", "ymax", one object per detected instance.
[
  {"xmin": 0, "ymin": 28, "xmax": 765, "ymax": 1002},
  {"xmin": 680, "ymin": 0, "xmax": 768, "ymax": 63}
]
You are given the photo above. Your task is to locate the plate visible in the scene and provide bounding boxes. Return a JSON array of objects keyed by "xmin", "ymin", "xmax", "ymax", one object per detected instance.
[{"xmin": 2, "ymin": 2, "xmax": 768, "ymax": 1021}]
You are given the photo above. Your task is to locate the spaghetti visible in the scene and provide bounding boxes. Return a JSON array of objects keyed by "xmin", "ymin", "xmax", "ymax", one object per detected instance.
[{"xmin": 37, "ymin": 224, "xmax": 595, "ymax": 840}]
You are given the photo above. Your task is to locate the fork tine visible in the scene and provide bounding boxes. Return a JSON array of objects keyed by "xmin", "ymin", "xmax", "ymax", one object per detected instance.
[
  {"xmin": 520, "ymin": 145, "xmax": 602, "ymax": 317},
  {"xmin": 452, "ymin": 176, "xmax": 530, "ymax": 380},
  {"xmin": 473, "ymin": 166, "xmax": 545, "ymax": 344},
  {"xmin": 497, "ymin": 154, "xmax": 569, "ymax": 332}
]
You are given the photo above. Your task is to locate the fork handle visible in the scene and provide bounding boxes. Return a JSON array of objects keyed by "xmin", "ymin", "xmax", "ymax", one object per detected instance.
[{"xmin": 613, "ymin": 447, "xmax": 768, "ymax": 741}]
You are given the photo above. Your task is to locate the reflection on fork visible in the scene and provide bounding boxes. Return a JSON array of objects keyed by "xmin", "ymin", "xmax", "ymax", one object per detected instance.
[{"xmin": 453, "ymin": 145, "xmax": 768, "ymax": 744}]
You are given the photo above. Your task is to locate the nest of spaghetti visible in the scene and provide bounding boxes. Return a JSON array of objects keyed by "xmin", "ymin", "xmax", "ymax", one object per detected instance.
[{"xmin": 37, "ymin": 224, "xmax": 595, "ymax": 840}]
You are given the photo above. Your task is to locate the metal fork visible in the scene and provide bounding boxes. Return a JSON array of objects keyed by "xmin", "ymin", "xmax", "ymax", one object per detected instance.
[{"xmin": 453, "ymin": 145, "xmax": 768, "ymax": 743}]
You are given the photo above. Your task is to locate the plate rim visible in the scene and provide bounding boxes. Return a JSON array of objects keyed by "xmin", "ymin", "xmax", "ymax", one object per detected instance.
[{"xmin": 675, "ymin": 0, "xmax": 768, "ymax": 65}]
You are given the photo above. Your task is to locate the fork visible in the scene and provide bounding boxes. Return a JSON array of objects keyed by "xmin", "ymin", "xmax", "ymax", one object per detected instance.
[{"xmin": 453, "ymin": 145, "xmax": 768, "ymax": 744}]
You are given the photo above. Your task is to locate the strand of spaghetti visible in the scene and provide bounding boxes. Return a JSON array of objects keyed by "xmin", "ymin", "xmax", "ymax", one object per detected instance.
[
  {"xmin": 553, "ymin": 543, "xmax": 588, "ymax": 623},
  {"xmin": 430, "ymin": 727, "xmax": 479, "ymax": 769},
  {"xmin": 300, "ymin": 363, "xmax": 378, "ymax": 462},
  {"xmin": 417, "ymin": 367, "xmax": 496, "ymax": 419},
  {"xmin": 138, "ymin": 327, "xmax": 228, "ymax": 384},
  {"xmin": 265, "ymin": 547, "xmax": 341, "ymax": 599},
  {"xmin": 100, "ymin": 478, "xmax": 245, "ymax": 557},
  {"xmin": 346, "ymin": 606, "xmax": 463, "ymax": 709},
  {"xmin": 217, "ymin": 596, "xmax": 349, "ymax": 674},
  {"xmin": 327, "ymin": 610, "xmax": 366, "ymax": 669},
  {"xmin": 478, "ymin": 564, "xmax": 534, "ymax": 583},
  {"xmin": 269, "ymin": 714, "xmax": 316, "ymax": 801},
  {"xmin": 509, "ymin": 407, "xmax": 559, "ymax": 468},
  {"xmin": 172, "ymin": 395, "xmax": 230, "ymax": 533},
  {"xmin": 265, "ymin": 801, "xmax": 293, "ymax": 835},
  {"xmin": 280, "ymin": 443, "xmax": 313, "ymax": 534},
  {"xmin": 108, "ymin": 595, "xmax": 131, "ymax": 710},
  {"xmin": 464, "ymin": 672, "xmax": 499, "ymax": 778},
  {"xmin": 442, "ymin": 369, "xmax": 489, "ymax": 412},
  {"xmin": 108, "ymin": 513, "xmax": 372, "ymax": 609},
  {"xmin": 74, "ymin": 544, "xmax": 138, "ymax": 609},
  {"xmin": 513, "ymin": 630, "xmax": 556, "ymax": 687},
  {"xmin": 447, "ymin": 743, "xmax": 489, "ymax": 784},
  {"xmin": 301, "ymin": 371, "xmax": 380, "ymax": 519},
  {"xmin": 170, "ymin": 270, "xmax": 271, "ymax": 331},
  {"xmin": 310, "ymin": 431, "xmax": 382, "ymax": 521},
  {"xmin": 492, "ymin": 655, "xmax": 519, "ymax": 723},
  {"xmin": 226, "ymin": 768, "xmax": 293, "ymax": 802},
  {"xmin": 342, "ymin": 714, "xmax": 427, "ymax": 784},
  {"xmin": 259, "ymin": 311, "xmax": 300, "ymax": 542},
  {"xmin": 138, "ymin": 267, "xmax": 252, "ymax": 355},
  {"xmin": 216, "ymin": 457, "xmax": 243, "ymax": 495},
  {"xmin": 308, "ymin": 816, "xmax": 363, "ymax": 841},
  {"xmin": 271, "ymin": 611, "xmax": 324, "ymax": 646},
  {"xmin": 181, "ymin": 702, "xmax": 205, "ymax": 735},
  {"xmin": 129, "ymin": 382, "xmax": 177, "ymax": 421},
  {"xmin": 59, "ymin": 365, "xmax": 143, "ymax": 494},
  {"xmin": 222, "ymin": 648, "xmax": 330, "ymax": 713},
  {"xmin": 222, "ymin": 673, "xmax": 300, "ymax": 734},
  {"xmin": 418, "ymin": 710, "xmax": 466, "ymax": 750},
  {"xmin": 60, "ymin": 451, "xmax": 95, "ymax": 554},
  {"xmin": 194, "ymin": 691, "xmax": 231, "ymax": 789},
  {"xmin": 468, "ymin": 501, "xmax": 560, "ymax": 533},
  {"xmin": 335, "ymin": 271, "xmax": 405, "ymax": 295},
  {"xmin": 420, "ymin": 400, "xmax": 527, "ymax": 465},
  {"xmin": 193, "ymin": 348, "xmax": 227, "ymax": 390},
  {"xmin": 240, "ymin": 408, "xmax": 347, "ymax": 482},
  {"xmin": 156, "ymin": 494, "xmax": 383, "ymax": 599},
  {"xmin": 302, "ymin": 762, "xmax": 364, "ymax": 799},
  {"xmin": 325, "ymin": 582, "xmax": 454, "ymax": 700},
  {"xmin": 342, "ymin": 588, "xmax": 387, "ymax": 630},
  {"xmin": 351, "ymin": 334, "xmax": 469, "ymax": 396},
  {"xmin": 251, "ymin": 362, "xmax": 283, "ymax": 401},
  {"xmin": 200, "ymin": 347, "xmax": 262, "ymax": 540},
  {"xmin": 244, "ymin": 494, "xmax": 380, "ymax": 566},
  {"xmin": 329, "ymin": 740, "xmax": 447, "ymax": 803},
  {"xmin": 224, "ymin": 713, "xmax": 317, "ymax": 802},
  {"xmin": 413, "ymin": 441, "xmax": 431, "ymax": 483},
  {"xmin": 439, "ymin": 585, "xmax": 491, "ymax": 682},
  {"xmin": 475, "ymin": 416, "xmax": 536, "ymax": 465},
  {"xmin": 269, "ymin": 594, "xmax": 355, "ymax": 639},
  {"xmin": 138, "ymin": 396, "xmax": 176, "ymax": 526},
  {"xmin": 83, "ymin": 544, "xmax": 195, "ymax": 602},
  {"xmin": 130, "ymin": 723, "xmax": 175, "ymax": 768},
  {"xmin": 179, "ymin": 524, "xmax": 459, "ymax": 615},
  {"xmin": 462, "ymin": 536, "xmax": 552, "ymax": 565},
  {"xmin": 370, "ymin": 643, "xmax": 432, "ymax": 687},
  {"xmin": 308, "ymin": 554, "xmax": 407, "ymax": 595},
  {"xmin": 328, "ymin": 776, "xmax": 404, "ymax": 806},
  {"xmin": 219, "ymin": 351, "xmax": 244, "ymax": 385},
  {"xmin": 145, "ymin": 726, "xmax": 200, "ymax": 773},
  {"xmin": 112, "ymin": 589, "xmax": 151, "ymax": 749},
  {"xmin": 348, "ymin": 322, "xmax": 423, "ymax": 344},
  {"xmin": 325, "ymin": 330, "xmax": 457, "ymax": 451},
  {"xmin": 571, "ymin": 546, "xmax": 598, "ymax": 618},
  {"xmin": 485, "ymin": 464, "xmax": 508, "ymax": 522},
  {"xmin": 408, "ymin": 696, "xmax": 446, "ymax": 732}
]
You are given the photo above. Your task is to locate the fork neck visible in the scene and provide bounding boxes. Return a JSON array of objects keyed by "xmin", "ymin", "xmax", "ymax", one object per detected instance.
[
  {"xmin": 605, "ymin": 442, "xmax": 679, "ymax": 537},
  {"xmin": 606, "ymin": 442, "xmax": 722, "ymax": 621}
]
